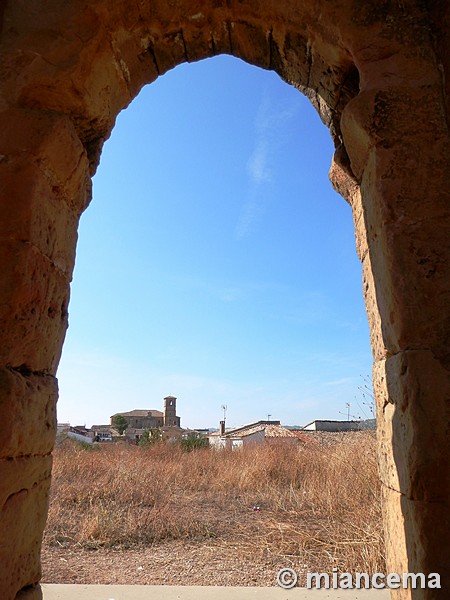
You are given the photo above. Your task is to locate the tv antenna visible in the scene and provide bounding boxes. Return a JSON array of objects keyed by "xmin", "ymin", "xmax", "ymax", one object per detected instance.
[
  {"xmin": 339, "ymin": 402, "xmax": 353, "ymax": 421},
  {"xmin": 221, "ymin": 404, "xmax": 227, "ymax": 422}
]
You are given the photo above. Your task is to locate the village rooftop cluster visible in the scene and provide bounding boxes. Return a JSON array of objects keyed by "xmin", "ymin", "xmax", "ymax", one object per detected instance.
[{"xmin": 58, "ymin": 395, "xmax": 376, "ymax": 448}]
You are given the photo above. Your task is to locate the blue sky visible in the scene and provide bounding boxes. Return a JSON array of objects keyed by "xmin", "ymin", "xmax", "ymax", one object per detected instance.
[{"xmin": 56, "ymin": 55, "xmax": 373, "ymax": 429}]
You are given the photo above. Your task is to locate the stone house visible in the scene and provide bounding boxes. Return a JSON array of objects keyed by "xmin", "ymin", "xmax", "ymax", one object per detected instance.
[
  {"xmin": 110, "ymin": 395, "xmax": 181, "ymax": 430},
  {"xmin": 110, "ymin": 409, "xmax": 164, "ymax": 429}
]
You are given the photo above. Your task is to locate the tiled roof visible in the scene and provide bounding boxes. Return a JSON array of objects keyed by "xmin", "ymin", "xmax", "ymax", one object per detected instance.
[
  {"xmin": 225, "ymin": 422, "xmax": 296, "ymax": 439},
  {"xmin": 263, "ymin": 424, "xmax": 297, "ymax": 438},
  {"xmin": 111, "ymin": 409, "xmax": 163, "ymax": 418},
  {"xmin": 208, "ymin": 421, "xmax": 297, "ymax": 440},
  {"xmin": 228, "ymin": 424, "xmax": 265, "ymax": 438}
]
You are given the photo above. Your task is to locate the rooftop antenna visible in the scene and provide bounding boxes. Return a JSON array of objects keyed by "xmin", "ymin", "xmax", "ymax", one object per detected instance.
[
  {"xmin": 221, "ymin": 404, "xmax": 227, "ymax": 422},
  {"xmin": 339, "ymin": 402, "xmax": 352, "ymax": 421}
]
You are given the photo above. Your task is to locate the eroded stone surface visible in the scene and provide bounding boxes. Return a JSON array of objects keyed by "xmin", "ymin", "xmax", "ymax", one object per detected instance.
[
  {"xmin": 0, "ymin": 368, "xmax": 57, "ymax": 458},
  {"xmin": 1, "ymin": 456, "xmax": 52, "ymax": 600},
  {"xmin": 374, "ymin": 351, "xmax": 450, "ymax": 595},
  {"xmin": 0, "ymin": 239, "xmax": 71, "ymax": 374},
  {"xmin": 0, "ymin": 1, "xmax": 449, "ymax": 599}
]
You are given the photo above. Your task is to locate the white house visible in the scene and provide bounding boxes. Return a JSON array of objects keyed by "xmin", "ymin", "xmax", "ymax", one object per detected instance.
[{"xmin": 208, "ymin": 420, "xmax": 298, "ymax": 449}]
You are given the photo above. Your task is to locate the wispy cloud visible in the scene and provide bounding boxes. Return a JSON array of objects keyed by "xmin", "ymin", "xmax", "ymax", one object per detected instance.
[
  {"xmin": 247, "ymin": 139, "xmax": 272, "ymax": 185},
  {"xmin": 235, "ymin": 91, "xmax": 299, "ymax": 239}
]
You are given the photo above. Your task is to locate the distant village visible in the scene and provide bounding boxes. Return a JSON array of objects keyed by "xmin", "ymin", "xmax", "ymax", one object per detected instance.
[{"xmin": 58, "ymin": 394, "xmax": 376, "ymax": 448}]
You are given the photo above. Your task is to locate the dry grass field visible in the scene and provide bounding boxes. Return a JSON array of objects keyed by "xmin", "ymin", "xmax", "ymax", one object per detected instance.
[{"xmin": 42, "ymin": 432, "xmax": 385, "ymax": 586}]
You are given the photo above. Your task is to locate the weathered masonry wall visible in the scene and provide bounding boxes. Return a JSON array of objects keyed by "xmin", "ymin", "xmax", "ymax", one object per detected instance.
[{"xmin": 0, "ymin": 1, "xmax": 449, "ymax": 599}]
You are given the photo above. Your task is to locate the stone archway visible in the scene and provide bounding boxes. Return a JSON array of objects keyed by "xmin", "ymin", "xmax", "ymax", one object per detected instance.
[{"xmin": 0, "ymin": 2, "xmax": 449, "ymax": 599}]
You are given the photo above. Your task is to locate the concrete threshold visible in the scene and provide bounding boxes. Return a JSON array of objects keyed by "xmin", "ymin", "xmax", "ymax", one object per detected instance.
[{"xmin": 42, "ymin": 585, "xmax": 390, "ymax": 600}]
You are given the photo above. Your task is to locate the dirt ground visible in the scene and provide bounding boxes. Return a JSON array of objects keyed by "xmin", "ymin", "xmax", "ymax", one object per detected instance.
[{"xmin": 42, "ymin": 540, "xmax": 306, "ymax": 587}]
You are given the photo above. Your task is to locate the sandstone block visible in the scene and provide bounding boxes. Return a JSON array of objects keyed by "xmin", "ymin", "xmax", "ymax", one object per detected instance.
[
  {"xmin": 146, "ymin": 30, "xmax": 190, "ymax": 76},
  {"xmin": 0, "ymin": 4, "xmax": 129, "ymax": 156},
  {"xmin": 374, "ymin": 350, "xmax": 450, "ymax": 501},
  {"xmin": 0, "ymin": 239, "xmax": 70, "ymax": 373},
  {"xmin": 380, "ymin": 485, "xmax": 410, "ymax": 600},
  {"xmin": 0, "ymin": 367, "xmax": 57, "ymax": 458},
  {"xmin": 381, "ymin": 485, "xmax": 449, "ymax": 598},
  {"xmin": 0, "ymin": 161, "xmax": 79, "ymax": 275},
  {"xmin": 0, "ymin": 456, "xmax": 52, "ymax": 600},
  {"xmin": 0, "ymin": 108, "xmax": 91, "ymax": 215},
  {"xmin": 342, "ymin": 85, "xmax": 449, "ymax": 179},
  {"xmin": 361, "ymin": 251, "xmax": 385, "ymax": 361},
  {"xmin": 278, "ymin": 30, "xmax": 311, "ymax": 85},
  {"xmin": 349, "ymin": 187, "xmax": 367, "ymax": 262},
  {"xmin": 360, "ymin": 145, "xmax": 450, "ymax": 364},
  {"xmin": 226, "ymin": 21, "xmax": 271, "ymax": 68},
  {"xmin": 375, "ymin": 350, "xmax": 450, "ymax": 597},
  {"xmin": 110, "ymin": 32, "xmax": 159, "ymax": 99},
  {"xmin": 168, "ymin": 17, "xmax": 218, "ymax": 64},
  {"xmin": 329, "ymin": 149, "xmax": 359, "ymax": 207}
]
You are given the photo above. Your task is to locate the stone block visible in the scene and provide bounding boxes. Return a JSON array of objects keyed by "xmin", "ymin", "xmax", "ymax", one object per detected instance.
[
  {"xmin": 171, "ymin": 17, "xmax": 217, "ymax": 63},
  {"xmin": 0, "ymin": 239, "xmax": 70, "ymax": 373},
  {"xmin": 0, "ymin": 6, "xmax": 128, "ymax": 155},
  {"xmin": 227, "ymin": 21, "xmax": 271, "ymax": 68},
  {"xmin": 375, "ymin": 350, "xmax": 450, "ymax": 596},
  {"xmin": 148, "ymin": 30, "xmax": 189, "ymax": 76},
  {"xmin": 0, "ymin": 108, "xmax": 91, "ymax": 214},
  {"xmin": 277, "ymin": 30, "xmax": 311, "ymax": 84},
  {"xmin": 374, "ymin": 350, "xmax": 450, "ymax": 501},
  {"xmin": 342, "ymin": 85, "xmax": 449, "ymax": 180},
  {"xmin": 355, "ymin": 126, "xmax": 450, "ymax": 364},
  {"xmin": 0, "ymin": 367, "xmax": 57, "ymax": 459},
  {"xmin": 0, "ymin": 456, "xmax": 52, "ymax": 600},
  {"xmin": 361, "ymin": 251, "xmax": 385, "ymax": 361},
  {"xmin": 380, "ymin": 485, "xmax": 410, "ymax": 599},
  {"xmin": 111, "ymin": 32, "xmax": 159, "ymax": 99},
  {"xmin": 382, "ymin": 485, "xmax": 449, "ymax": 598},
  {"xmin": 329, "ymin": 148, "xmax": 359, "ymax": 206},
  {"xmin": 374, "ymin": 350, "xmax": 450, "ymax": 591},
  {"xmin": 0, "ymin": 161, "xmax": 79, "ymax": 276}
]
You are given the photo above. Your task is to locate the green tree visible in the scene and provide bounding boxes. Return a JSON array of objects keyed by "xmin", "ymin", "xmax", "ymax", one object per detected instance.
[
  {"xmin": 112, "ymin": 414, "xmax": 128, "ymax": 435},
  {"xmin": 180, "ymin": 433, "xmax": 209, "ymax": 452},
  {"xmin": 139, "ymin": 428, "xmax": 162, "ymax": 447}
]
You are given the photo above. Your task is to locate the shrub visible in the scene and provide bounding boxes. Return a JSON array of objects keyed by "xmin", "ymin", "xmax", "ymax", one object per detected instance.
[{"xmin": 179, "ymin": 433, "xmax": 209, "ymax": 452}]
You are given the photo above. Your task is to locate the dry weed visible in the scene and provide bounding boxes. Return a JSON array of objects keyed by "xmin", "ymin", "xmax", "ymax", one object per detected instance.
[{"xmin": 44, "ymin": 432, "xmax": 384, "ymax": 577}]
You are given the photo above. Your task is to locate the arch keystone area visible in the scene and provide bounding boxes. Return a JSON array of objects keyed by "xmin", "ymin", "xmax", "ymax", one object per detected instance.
[{"xmin": 0, "ymin": 1, "xmax": 449, "ymax": 599}]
